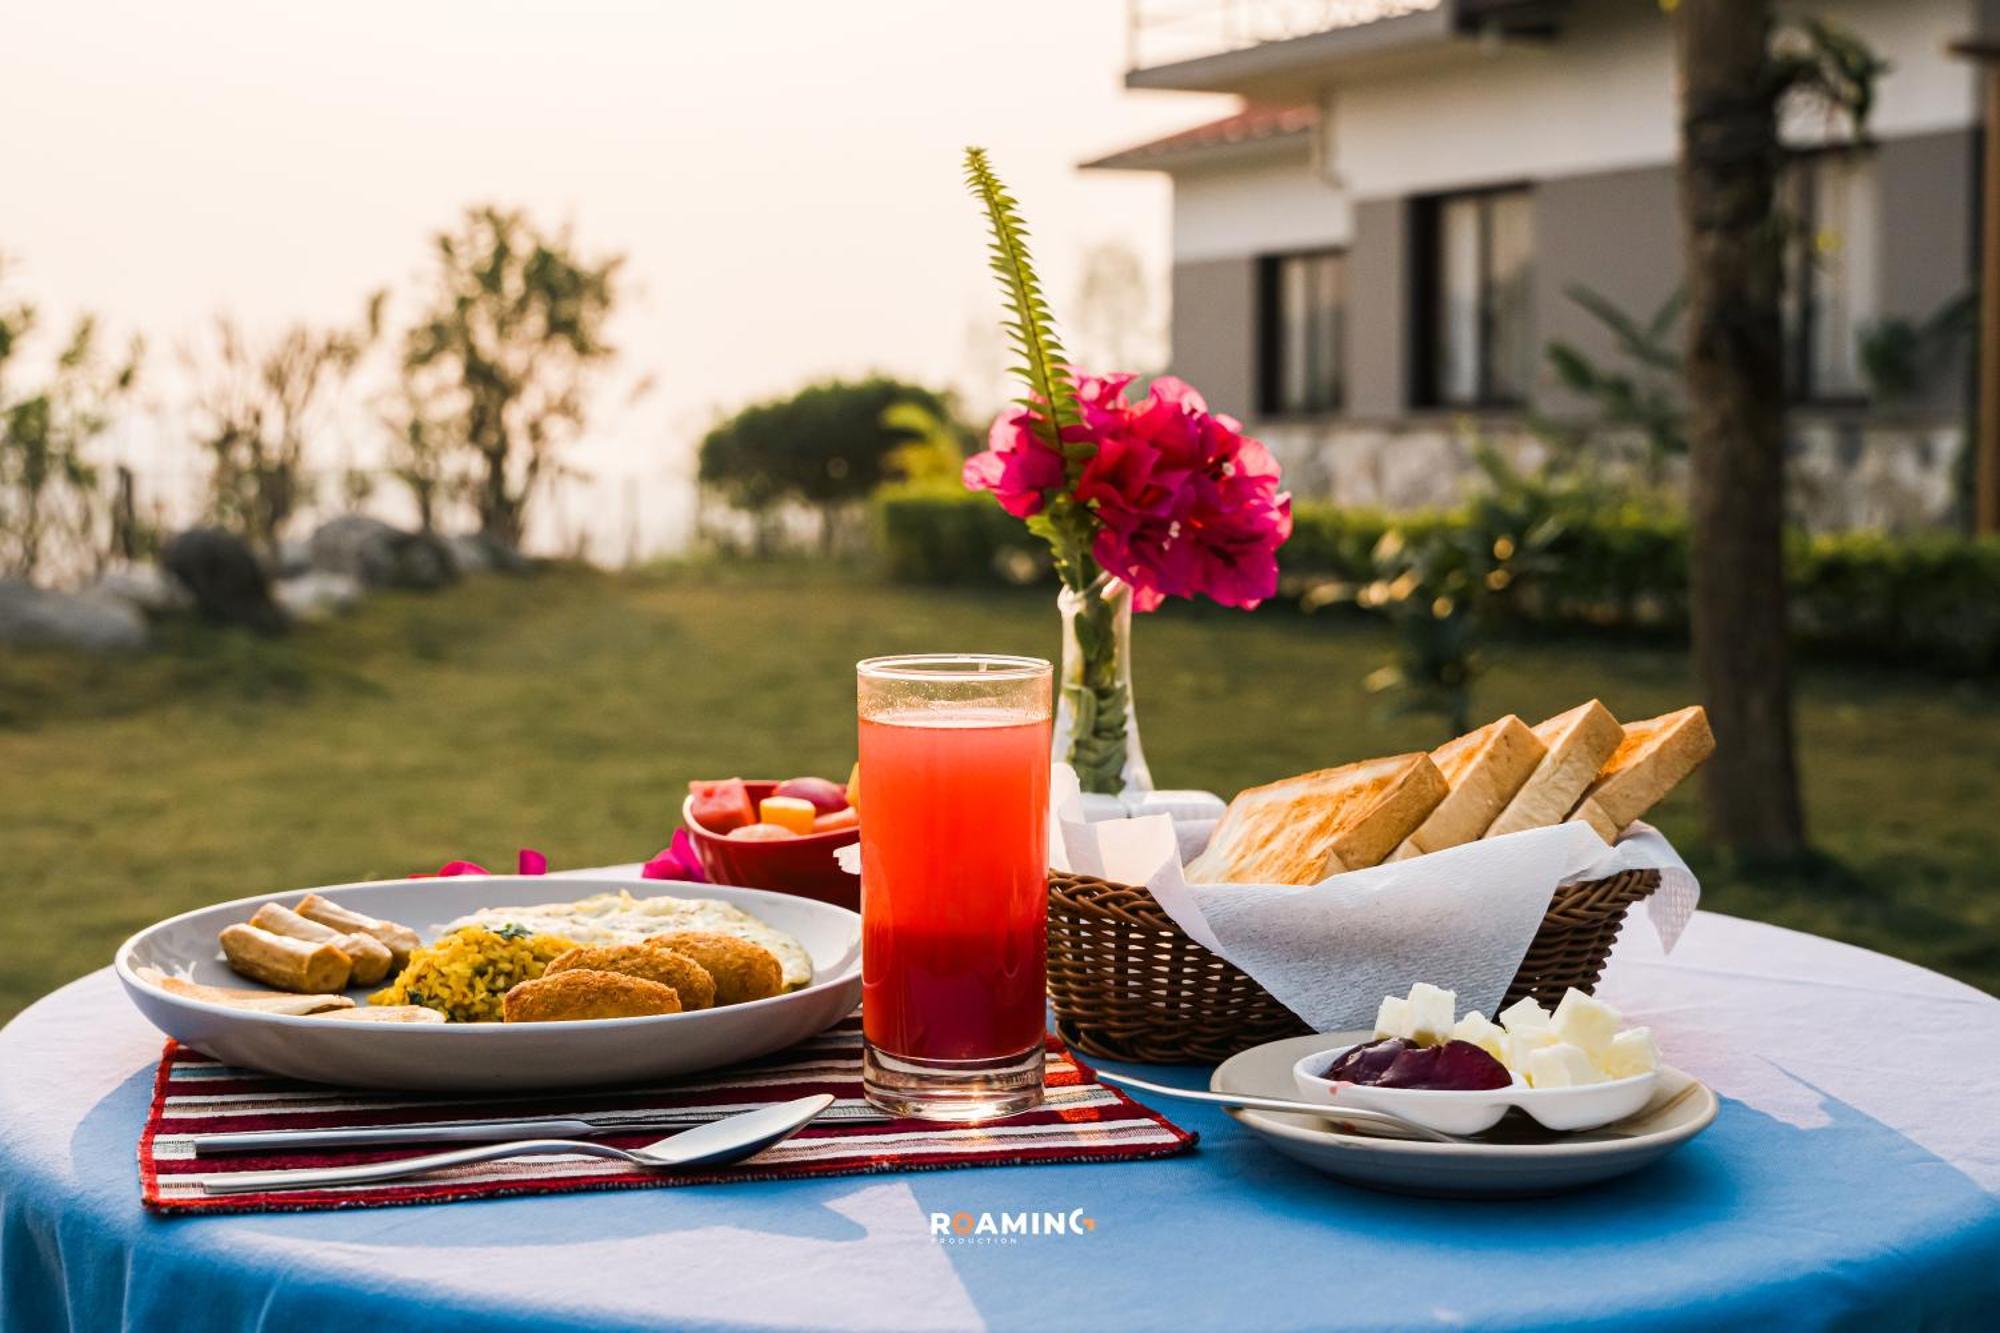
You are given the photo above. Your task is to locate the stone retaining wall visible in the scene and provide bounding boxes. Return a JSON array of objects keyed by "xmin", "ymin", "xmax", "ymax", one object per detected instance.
[{"xmin": 1258, "ymin": 415, "xmax": 1967, "ymax": 533}]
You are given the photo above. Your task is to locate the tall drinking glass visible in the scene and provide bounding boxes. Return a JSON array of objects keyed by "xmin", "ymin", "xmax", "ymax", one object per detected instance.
[{"xmin": 856, "ymin": 654, "xmax": 1053, "ymax": 1121}]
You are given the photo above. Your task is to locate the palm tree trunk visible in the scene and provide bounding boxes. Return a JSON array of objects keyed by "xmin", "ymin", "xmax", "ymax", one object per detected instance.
[{"xmin": 1674, "ymin": 0, "xmax": 1806, "ymax": 859}]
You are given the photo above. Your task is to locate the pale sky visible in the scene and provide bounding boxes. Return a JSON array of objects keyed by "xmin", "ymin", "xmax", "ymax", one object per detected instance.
[{"xmin": 0, "ymin": 0, "xmax": 1227, "ymax": 511}]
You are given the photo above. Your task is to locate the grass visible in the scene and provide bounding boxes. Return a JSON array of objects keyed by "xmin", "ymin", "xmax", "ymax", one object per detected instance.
[{"xmin": 2, "ymin": 563, "xmax": 1996, "ymax": 1023}]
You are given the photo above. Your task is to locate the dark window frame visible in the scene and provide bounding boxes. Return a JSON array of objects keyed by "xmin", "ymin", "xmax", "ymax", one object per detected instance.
[
  {"xmin": 1783, "ymin": 143, "xmax": 1878, "ymax": 408},
  {"xmin": 1256, "ymin": 247, "xmax": 1348, "ymax": 418},
  {"xmin": 1409, "ymin": 182, "xmax": 1536, "ymax": 411}
]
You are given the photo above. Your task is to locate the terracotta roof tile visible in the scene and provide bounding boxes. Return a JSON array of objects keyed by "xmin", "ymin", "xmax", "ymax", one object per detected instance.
[{"xmin": 1081, "ymin": 103, "xmax": 1318, "ymax": 170}]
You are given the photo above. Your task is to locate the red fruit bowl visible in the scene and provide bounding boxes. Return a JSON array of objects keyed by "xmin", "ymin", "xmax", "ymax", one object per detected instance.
[{"xmin": 681, "ymin": 780, "xmax": 861, "ymax": 912}]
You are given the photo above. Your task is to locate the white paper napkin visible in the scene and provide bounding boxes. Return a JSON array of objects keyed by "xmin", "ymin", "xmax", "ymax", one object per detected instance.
[{"xmin": 1052, "ymin": 766, "xmax": 1700, "ymax": 1034}]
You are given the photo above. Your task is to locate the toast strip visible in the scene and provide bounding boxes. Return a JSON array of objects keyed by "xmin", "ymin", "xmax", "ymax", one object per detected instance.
[
  {"xmin": 1568, "ymin": 706, "xmax": 1716, "ymax": 842},
  {"xmin": 1484, "ymin": 700, "xmax": 1625, "ymax": 839},
  {"xmin": 1391, "ymin": 715, "xmax": 1547, "ymax": 859},
  {"xmin": 1186, "ymin": 753, "xmax": 1448, "ymax": 885}
]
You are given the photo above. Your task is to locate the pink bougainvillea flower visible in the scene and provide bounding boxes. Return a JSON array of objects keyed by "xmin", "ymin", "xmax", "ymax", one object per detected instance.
[
  {"xmin": 517, "ymin": 848, "xmax": 549, "ymax": 876},
  {"xmin": 642, "ymin": 827, "xmax": 708, "ymax": 883},
  {"xmin": 1065, "ymin": 374, "xmax": 1291, "ymax": 611},
  {"xmin": 965, "ymin": 371, "xmax": 1290, "ymax": 610},
  {"xmin": 431, "ymin": 860, "xmax": 489, "ymax": 877},
  {"xmin": 962, "ymin": 406, "xmax": 1067, "ymax": 517}
]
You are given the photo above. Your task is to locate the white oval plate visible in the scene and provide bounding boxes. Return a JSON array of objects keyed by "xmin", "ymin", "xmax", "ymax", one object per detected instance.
[
  {"xmin": 1293, "ymin": 1043, "xmax": 1660, "ymax": 1135},
  {"xmin": 115, "ymin": 875, "xmax": 862, "ymax": 1092},
  {"xmin": 1216, "ymin": 1031, "xmax": 1717, "ymax": 1198}
]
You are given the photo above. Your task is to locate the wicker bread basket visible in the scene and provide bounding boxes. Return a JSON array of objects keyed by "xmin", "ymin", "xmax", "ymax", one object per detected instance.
[{"xmin": 1046, "ymin": 867, "xmax": 1661, "ymax": 1065}]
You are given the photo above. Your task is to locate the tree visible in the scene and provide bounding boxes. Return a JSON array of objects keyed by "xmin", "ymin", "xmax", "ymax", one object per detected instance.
[
  {"xmin": 1673, "ymin": 4, "xmax": 1880, "ymax": 859},
  {"xmin": 697, "ymin": 377, "xmax": 965, "ymax": 554},
  {"xmin": 184, "ymin": 300, "xmax": 378, "ymax": 556},
  {"xmin": 0, "ymin": 265, "xmax": 141, "ymax": 581},
  {"xmin": 402, "ymin": 206, "xmax": 622, "ymax": 549},
  {"xmin": 380, "ymin": 361, "xmax": 468, "ymax": 535}
]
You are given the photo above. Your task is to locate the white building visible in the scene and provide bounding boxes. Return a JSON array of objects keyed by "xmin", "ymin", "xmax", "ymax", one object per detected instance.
[{"xmin": 1085, "ymin": 0, "xmax": 1994, "ymax": 529}]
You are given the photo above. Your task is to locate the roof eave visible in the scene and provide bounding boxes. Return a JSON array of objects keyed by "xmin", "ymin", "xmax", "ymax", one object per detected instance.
[
  {"xmin": 1122, "ymin": 7, "xmax": 1458, "ymax": 97},
  {"xmin": 1079, "ymin": 128, "xmax": 1315, "ymax": 174}
]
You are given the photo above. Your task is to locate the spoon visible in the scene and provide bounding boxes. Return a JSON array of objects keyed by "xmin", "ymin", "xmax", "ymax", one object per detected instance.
[
  {"xmin": 1094, "ymin": 1071, "xmax": 1466, "ymax": 1144},
  {"xmin": 198, "ymin": 1093, "xmax": 836, "ymax": 1194}
]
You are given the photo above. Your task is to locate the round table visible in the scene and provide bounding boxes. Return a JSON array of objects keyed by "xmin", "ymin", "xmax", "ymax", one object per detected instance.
[{"xmin": 4, "ymin": 904, "xmax": 1999, "ymax": 1332}]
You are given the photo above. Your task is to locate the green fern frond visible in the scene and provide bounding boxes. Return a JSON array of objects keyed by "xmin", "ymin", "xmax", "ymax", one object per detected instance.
[{"xmin": 963, "ymin": 147, "xmax": 1084, "ymax": 468}]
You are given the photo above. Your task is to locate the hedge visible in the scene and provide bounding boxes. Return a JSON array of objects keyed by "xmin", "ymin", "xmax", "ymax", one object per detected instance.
[
  {"xmin": 875, "ymin": 484, "xmax": 1051, "ymax": 585},
  {"xmin": 872, "ymin": 485, "xmax": 2000, "ymax": 674}
]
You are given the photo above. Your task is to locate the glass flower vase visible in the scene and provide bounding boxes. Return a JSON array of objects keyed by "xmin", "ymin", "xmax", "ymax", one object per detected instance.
[{"xmin": 1054, "ymin": 572, "xmax": 1154, "ymax": 798}]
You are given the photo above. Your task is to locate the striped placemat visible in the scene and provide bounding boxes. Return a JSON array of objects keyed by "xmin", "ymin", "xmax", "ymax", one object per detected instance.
[{"xmin": 139, "ymin": 1019, "xmax": 1195, "ymax": 1214}]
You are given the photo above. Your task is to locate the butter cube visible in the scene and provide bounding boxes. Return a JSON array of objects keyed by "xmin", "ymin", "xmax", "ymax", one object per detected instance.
[
  {"xmin": 1524, "ymin": 1041, "xmax": 1607, "ymax": 1089},
  {"xmin": 1405, "ymin": 982, "xmax": 1456, "ymax": 1045},
  {"xmin": 1603, "ymin": 1026, "xmax": 1660, "ymax": 1079},
  {"xmin": 1505, "ymin": 1028, "xmax": 1559, "ymax": 1071},
  {"xmin": 1375, "ymin": 995, "xmax": 1414, "ymax": 1041},
  {"xmin": 1450, "ymin": 1010, "xmax": 1508, "ymax": 1063},
  {"xmin": 1498, "ymin": 997, "xmax": 1553, "ymax": 1035},
  {"xmin": 1551, "ymin": 988, "xmax": 1622, "ymax": 1061}
]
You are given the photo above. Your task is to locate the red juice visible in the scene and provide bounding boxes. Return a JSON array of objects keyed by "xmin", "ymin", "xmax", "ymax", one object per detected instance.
[{"xmin": 858, "ymin": 710, "xmax": 1051, "ymax": 1063}]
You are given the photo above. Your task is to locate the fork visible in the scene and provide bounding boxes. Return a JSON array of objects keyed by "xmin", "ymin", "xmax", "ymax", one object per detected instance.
[{"xmin": 198, "ymin": 1094, "xmax": 835, "ymax": 1194}]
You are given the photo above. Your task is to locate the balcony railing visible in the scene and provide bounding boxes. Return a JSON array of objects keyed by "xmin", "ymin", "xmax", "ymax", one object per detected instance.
[{"xmin": 1125, "ymin": 0, "xmax": 1445, "ymax": 72}]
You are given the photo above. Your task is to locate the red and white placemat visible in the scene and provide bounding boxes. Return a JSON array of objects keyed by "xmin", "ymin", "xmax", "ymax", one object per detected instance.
[{"xmin": 139, "ymin": 1019, "xmax": 1194, "ymax": 1214}]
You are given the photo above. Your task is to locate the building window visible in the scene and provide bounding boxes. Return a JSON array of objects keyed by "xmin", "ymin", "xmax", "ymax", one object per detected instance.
[
  {"xmin": 1258, "ymin": 250, "xmax": 1345, "ymax": 415},
  {"xmin": 1784, "ymin": 149, "xmax": 1879, "ymax": 402},
  {"xmin": 1413, "ymin": 186, "xmax": 1535, "ymax": 409}
]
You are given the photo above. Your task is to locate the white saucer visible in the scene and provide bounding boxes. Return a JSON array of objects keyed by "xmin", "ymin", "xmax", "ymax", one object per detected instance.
[{"xmin": 1213, "ymin": 1030, "xmax": 1718, "ymax": 1198}]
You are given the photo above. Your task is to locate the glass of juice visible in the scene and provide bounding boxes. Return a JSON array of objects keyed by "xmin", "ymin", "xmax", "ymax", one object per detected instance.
[{"xmin": 856, "ymin": 654, "xmax": 1053, "ymax": 1121}]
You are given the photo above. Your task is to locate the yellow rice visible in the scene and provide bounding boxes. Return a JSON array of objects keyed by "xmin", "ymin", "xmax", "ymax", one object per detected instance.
[{"xmin": 370, "ymin": 925, "xmax": 576, "ymax": 1023}]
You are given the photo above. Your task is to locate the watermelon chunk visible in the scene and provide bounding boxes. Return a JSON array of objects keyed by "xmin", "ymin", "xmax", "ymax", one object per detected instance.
[{"xmin": 688, "ymin": 778, "xmax": 756, "ymax": 833}]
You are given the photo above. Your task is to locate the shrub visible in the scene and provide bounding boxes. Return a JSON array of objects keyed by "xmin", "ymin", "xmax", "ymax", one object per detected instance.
[
  {"xmin": 873, "ymin": 482, "xmax": 1048, "ymax": 585},
  {"xmin": 873, "ymin": 487, "xmax": 2000, "ymax": 675},
  {"xmin": 1788, "ymin": 530, "xmax": 2000, "ymax": 674},
  {"xmin": 702, "ymin": 379, "xmax": 969, "ymax": 557}
]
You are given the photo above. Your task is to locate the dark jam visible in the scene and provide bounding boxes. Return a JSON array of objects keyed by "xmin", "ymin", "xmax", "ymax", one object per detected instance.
[{"xmin": 1323, "ymin": 1037, "xmax": 1512, "ymax": 1091}]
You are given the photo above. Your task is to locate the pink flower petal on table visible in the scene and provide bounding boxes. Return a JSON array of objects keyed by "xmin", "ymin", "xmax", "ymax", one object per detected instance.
[
  {"xmin": 435, "ymin": 860, "xmax": 490, "ymax": 877},
  {"xmin": 517, "ymin": 848, "xmax": 548, "ymax": 875},
  {"xmin": 642, "ymin": 827, "xmax": 707, "ymax": 883}
]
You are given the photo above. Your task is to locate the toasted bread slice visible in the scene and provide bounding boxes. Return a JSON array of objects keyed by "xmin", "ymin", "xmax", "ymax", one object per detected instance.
[
  {"xmin": 1390, "ymin": 715, "xmax": 1548, "ymax": 859},
  {"xmin": 1483, "ymin": 700, "xmax": 1626, "ymax": 839},
  {"xmin": 1186, "ymin": 754, "xmax": 1448, "ymax": 884},
  {"xmin": 1568, "ymin": 706, "xmax": 1716, "ymax": 843}
]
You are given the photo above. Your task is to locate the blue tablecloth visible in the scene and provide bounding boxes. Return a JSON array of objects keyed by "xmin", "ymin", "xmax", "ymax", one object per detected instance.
[{"xmin": 5, "ymin": 908, "xmax": 1999, "ymax": 1332}]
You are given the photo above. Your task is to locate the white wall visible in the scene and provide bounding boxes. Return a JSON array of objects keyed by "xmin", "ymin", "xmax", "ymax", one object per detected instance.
[
  {"xmin": 1327, "ymin": 0, "xmax": 1978, "ymax": 199},
  {"xmin": 1171, "ymin": 145, "xmax": 1353, "ymax": 261},
  {"xmin": 1162, "ymin": 2, "xmax": 1980, "ymax": 267}
]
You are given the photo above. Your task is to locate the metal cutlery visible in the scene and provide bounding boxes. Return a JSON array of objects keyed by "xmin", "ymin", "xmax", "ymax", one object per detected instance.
[
  {"xmin": 193, "ymin": 1100, "xmax": 889, "ymax": 1155},
  {"xmin": 198, "ymin": 1093, "xmax": 837, "ymax": 1194},
  {"xmin": 1094, "ymin": 1070, "xmax": 1468, "ymax": 1144}
]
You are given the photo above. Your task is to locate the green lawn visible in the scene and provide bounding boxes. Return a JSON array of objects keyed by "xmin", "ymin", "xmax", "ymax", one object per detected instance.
[{"xmin": 3, "ymin": 564, "xmax": 1996, "ymax": 1022}]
